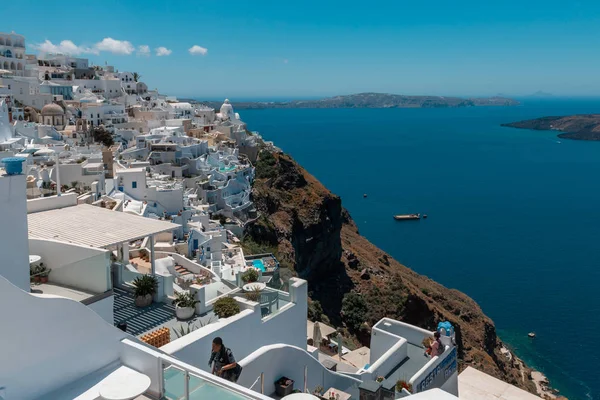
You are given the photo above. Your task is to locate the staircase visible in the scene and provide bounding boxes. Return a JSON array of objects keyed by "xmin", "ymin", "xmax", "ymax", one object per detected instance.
[{"xmin": 174, "ymin": 264, "xmax": 193, "ymax": 278}]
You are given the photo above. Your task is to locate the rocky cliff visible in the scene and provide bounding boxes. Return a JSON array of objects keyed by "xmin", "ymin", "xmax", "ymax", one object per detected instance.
[
  {"xmin": 244, "ymin": 149, "xmax": 538, "ymax": 394},
  {"xmin": 502, "ymin": 114, "xmax": 600, "ymax": 141}
]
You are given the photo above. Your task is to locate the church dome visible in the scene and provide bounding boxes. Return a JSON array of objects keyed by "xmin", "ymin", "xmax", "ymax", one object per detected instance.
[
  {"xmin": 41, "ymin": 103, "xmax": 64, "ymax": 115},
  {"xmin": 220, "ymin": 98, "xmax": 234, "ymax": 119}
]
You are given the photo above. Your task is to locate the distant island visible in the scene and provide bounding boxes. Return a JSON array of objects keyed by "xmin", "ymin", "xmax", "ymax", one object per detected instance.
[
  {"xmin": 502, "ymin": 114, "xmax": 600, "ymax": 141},
  {"xmin": 192, "ymin": 92, "xmax": 520, "ymax": 110}
]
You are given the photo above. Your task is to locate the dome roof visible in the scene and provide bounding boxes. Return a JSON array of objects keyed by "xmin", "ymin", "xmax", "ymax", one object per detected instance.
[{"xmin": 41, "ymin": 103, "xmax": 64, "ymax": 115}]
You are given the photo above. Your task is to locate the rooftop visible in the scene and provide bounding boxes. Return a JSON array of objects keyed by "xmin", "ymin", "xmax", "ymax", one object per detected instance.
[
  {"xmin": 27, "ymin": 204, "xmax": 180, "ymax": 248},
  {"xmin": 458, "ymin": 367, "xmax": 542, "ymax": 400}
]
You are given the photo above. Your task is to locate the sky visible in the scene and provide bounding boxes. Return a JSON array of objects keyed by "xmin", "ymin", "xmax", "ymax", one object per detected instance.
[{"xmin": 5, "ymin": 0, "xmax": 600, "ymax": 98}]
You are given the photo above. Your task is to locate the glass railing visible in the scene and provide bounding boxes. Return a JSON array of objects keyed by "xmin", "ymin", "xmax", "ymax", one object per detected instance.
[{"xmin": 162, "ymin": 362, "xmax": 252, "ymax": 400}]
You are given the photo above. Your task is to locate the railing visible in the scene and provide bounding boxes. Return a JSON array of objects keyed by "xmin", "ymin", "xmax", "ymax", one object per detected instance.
[{"xmin": 159, "ymin": 355, "xmax": 262, "ymax": 400}]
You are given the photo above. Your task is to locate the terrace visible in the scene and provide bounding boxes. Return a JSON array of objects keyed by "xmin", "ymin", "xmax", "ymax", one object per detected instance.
[{"xmin": 244, "ymin": 253, "xmax": 279, "ymax": 275}]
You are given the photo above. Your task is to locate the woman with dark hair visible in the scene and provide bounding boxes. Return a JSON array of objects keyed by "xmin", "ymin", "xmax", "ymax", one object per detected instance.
[{"xmin": 209, "ymin": 337, "xmax": 242, "ymax": 382}]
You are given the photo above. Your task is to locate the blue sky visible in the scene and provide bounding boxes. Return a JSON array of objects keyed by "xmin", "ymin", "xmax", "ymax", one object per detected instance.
[{"xmin": 5, "ymin": 0, "xmax": 600, "ymax": 98}]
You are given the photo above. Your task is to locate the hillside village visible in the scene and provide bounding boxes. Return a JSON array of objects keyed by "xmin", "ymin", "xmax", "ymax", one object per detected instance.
[{"xmin": 0, "ymin": 31, "xmax": 552, "ymax": 400}]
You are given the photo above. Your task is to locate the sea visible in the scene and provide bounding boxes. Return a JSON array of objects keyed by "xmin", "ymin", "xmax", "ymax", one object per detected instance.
[{"xmin": 240, "ymin": 99, "xmax": 600, "ymax": 400}]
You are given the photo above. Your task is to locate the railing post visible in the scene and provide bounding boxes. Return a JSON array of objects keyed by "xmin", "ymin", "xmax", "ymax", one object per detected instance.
[
  {"xmin": 261, "ymin": 372, "xmax": 264, "ymax": 394},
  {"xmin": 184, "ymin": 370, "xmax": 190, "ymax": 400},
  {"xmin": 304, "ymin": 365, "xmax": 307, "ymax": 393}
]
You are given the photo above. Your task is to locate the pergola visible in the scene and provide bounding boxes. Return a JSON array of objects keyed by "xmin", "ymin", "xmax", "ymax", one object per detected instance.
[{"xmin": 27, "ymin": 204, "xmax": 179, "ymax": 275}]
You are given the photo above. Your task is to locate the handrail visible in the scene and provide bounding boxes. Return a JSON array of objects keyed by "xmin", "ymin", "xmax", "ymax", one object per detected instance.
[{"xmin": 159, "ymin": 354, "xmax": 269, "ymax": 399}]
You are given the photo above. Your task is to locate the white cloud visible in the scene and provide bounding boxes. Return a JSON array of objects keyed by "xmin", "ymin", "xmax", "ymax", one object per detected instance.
[
  {"xmin": 137, "ymin": 45, "xmax": 150, "ymax": 57},
  {"xmin": 32, "ymin": 40, "xmax": 93, "ymax": 55},
  {"xmin": 188, "ymin": 45, "xmax": 208, "ymax": 56},
  {"xmin": 155, "ymin": 47, "xmax": 172, "ymax": 57},
  {"xmin": 94, "ymin": 38, "xmax": 135, "ymax": 55}
]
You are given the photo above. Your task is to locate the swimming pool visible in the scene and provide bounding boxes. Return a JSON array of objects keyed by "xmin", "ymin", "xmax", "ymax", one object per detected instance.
[
  {"xmin": 219, "ymin": 165, "xmax": 236, "ymax": 172},
  {"xmin": 252, "ymin": 259, "xmax": 266, "ymax": 272}
]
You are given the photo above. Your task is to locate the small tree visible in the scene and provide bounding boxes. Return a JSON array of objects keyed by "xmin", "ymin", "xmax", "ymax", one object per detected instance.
[
  {"xmin": 133, "ymin": 72, "xmax": 141, "ymax": 82},
  {"xmin": 213, "ymin": 297, "xmax": 240, "ymax": 318},
  {"xmin": 241, "ymin": 268, "xmax": 259, "ymax": 283},
  {"xmin": 341, "ymin": 292, "xmax": 368, "ymax": 331},
  {"xmin": 93, "ymin": 125, "xmax": 114, "ymax": 147}
]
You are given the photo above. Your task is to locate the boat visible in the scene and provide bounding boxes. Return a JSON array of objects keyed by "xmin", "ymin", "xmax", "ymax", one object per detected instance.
[
  {"xmin": 394, "ymin": 214, "xmax": 420, "ymax": 221},
  {"xmin": 528, "ymin": 332, "xmax": 536, "ymax": 338},
  {"xmin": 363, "ymin": 193, "xmax": 367, "ymax": 198},
  {"xmin": 423, "ymin": 214, "xmax": 428, "ymax": 219}
]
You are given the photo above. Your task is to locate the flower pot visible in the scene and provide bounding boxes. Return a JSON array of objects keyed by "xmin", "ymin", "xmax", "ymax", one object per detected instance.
[
  {"xmin": 135, "ymin": 294, "xmax": 153, "ymax": 308},
  {"xmin": 175, "ymin": 305, "xmax": 195, "ymax": 320},
  {"xmin": 40, "ymin": 276, "xmax": 48, "ymax": 283},
  {"xmin": 33, "ymin": 276, "xmax": 41, "ymax": 283},
  {"xmin": 275, "ymin": 378, "xmax": 294, "ymax": 397}
]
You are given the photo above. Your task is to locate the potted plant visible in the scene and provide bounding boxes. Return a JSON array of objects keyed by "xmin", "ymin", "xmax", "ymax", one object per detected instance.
[
  {"xmin": 39, "ymin": 266, "xmax": 51, "ymax": 283},
  {"xmin": 30, "ymin": 266, "xmax": 41, "ymax": 283},
  {"xmin": 244, "ymin": 287, "xmax": 262, "ymax": 302},
  {"xmin": 274, "ymin": 376, "xmax": 294, "ymax": 397},
  {"xmin": 313, "ymin": 385, "xmax": 324, "ymax": 397},
  {"xmin": 241, "ymin": 268, "xmax": 258, "ymax": 283},
  {"xmin": 396, "ymin": 379, "xmax": 412, "ymax": 393},
  {"xmin": 132, "ymin": 274, "xmax": 158, "ymax": 307},
  {"xmin": 213, "ymin": 297, "xmax": 240, "ymax": 318},
  {"xmin": 376, "ymin": 376, "xmax": 385, "ymax": 383},
  {"xmin": 172, "ymin": 292, "xmax": 199, "ymax": 320}
]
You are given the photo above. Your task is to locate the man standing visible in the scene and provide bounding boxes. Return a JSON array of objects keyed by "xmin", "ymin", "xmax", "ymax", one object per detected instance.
[{"xmin": 209, "ymin": 337, "xmax": 241, "ymax": 382}]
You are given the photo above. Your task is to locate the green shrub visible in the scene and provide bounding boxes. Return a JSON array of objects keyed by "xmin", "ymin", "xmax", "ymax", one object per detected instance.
[
  {"xmin": 172, "ymin": 292, "xmax": 199, "ymax": 308},
  {"xmin": 308, "ymin": 300, "xmax": 325, "ymax": 322},
  {"xmin": 132, "ymin": 274, "xmax": 158, "ymax": 297},
  {"xmin": 213, "ymin": 297, "xmax": 240, "ymax": 318},
  {"xmin": 241, "ymin": 268, "xmax": 259, "ymax": 283},
  {"xmin": 244, "ymin": 287, "xmax": 262, "ymax": 302},
  {"xmin": 255, "ymin": 150, "xmax": 278, "ymax": 179},
  {"xmin": 341, "ymin": 292, "xmax": 368, "ymax": 331}
]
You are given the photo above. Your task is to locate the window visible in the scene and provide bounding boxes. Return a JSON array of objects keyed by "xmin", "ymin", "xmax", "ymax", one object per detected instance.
[
  {"xmin": 132, "ymin": 181, "xmax": 137, "ymax": 189},
  {"xmin": 7, "ymin": 85, "xmax": 10, "ymax": 90},
  {"xmin": 19, "ymin": 88, "xmax": 23, "ymax": 95},
  {"xmin": 97, "ymin": 113, "xmax": 100, "ymax": 118}
]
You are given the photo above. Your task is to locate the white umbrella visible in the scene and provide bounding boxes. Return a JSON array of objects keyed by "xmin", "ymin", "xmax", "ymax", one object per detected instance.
[
  {"xmin": 313, "ymin": 321, "xmax": 322, "ymax": 348},
  {"xmin": 0, "ymin": 69, "xmax": 13, "ymax": 75},
  {"xmin": 34, "ymin": 148, "xmax": 56, "ymax": 156}
]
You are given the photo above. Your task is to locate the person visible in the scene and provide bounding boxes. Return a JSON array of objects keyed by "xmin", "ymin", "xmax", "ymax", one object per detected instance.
[
  {"xmin": 209, "ymin": 337, "xmax": 242, "ymax": 382},
  {"xmin": 430, "ymin": 331, "xmax": 444, "ymax": 357}
]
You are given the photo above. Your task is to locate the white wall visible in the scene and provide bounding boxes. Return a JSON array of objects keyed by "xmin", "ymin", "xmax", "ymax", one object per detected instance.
[
  {"xmin": 116, "ymin": 168, "xmax": 147, "ymax": 200},
  {"xmin": 0, "ymin": 174, "xmax": 30, "ymax": 291},
  {"xmin": 373, "ymin": 318, "xmax": 432, "ymax": 346},
  {"xmin": 370, "ymin": 327, "xmax": 403, "ymax": 363},
  {"xmin": 411, "ymin": 346, "xmax": 458, "ymax": 395},
  {"xmin": 28, "ymin": 238, "xmax": 111, "ymax": 293},
  {"xmin": 87, "ymin": 295, "xmax": 114, "ymax": 324},
  {"xmin": 365, "ymin": 339, "xmax": 407, "ymax": 380},
  {"xmin": 162, "ymin": 279, "xmax": 308, "ymax": 373},
  {"xmin": 238, "ymin": 344, "xmax": 362, "ymax": 397},
  {"xmin": 27, "ymin": 192, "xmax": 77, "ymax": 213},
  {"xmin": 0, "ymin": 276, "xmax": 127, "ymax": 400}
]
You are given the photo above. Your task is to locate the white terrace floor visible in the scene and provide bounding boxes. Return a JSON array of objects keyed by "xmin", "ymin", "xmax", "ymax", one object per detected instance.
[{"xmin": 459, "ymin": 367, "xmax": 542, "ymax": 400}]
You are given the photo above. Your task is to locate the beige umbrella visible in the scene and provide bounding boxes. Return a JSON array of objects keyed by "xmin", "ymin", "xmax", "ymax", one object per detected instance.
[
  {"xmin": 0, "ymin": 69, "xmax": 13, "ymax": 75},
  {"xmin": 313, "ymin": 321, "xmax": 322, "ymax": 348}
]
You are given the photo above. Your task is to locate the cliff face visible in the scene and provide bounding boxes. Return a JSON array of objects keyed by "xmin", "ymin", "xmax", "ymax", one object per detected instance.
[{"xmin": 245, "ymin": 150, "xmax": 537, "ymax": 394}]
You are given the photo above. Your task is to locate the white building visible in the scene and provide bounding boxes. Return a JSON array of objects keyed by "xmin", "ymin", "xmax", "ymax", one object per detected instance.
[{"xmin": 0, "ymin": 31, "xmax": 26, "ymax": 77}]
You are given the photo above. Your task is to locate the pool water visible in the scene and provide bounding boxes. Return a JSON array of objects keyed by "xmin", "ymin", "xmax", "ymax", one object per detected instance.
[
  {"xmin": 219, "ymin": 165, "xmax": 236, "ymax": 172},
  {"xmin": 252, "ymin": 259, "xmax": 266, "ymax": 272}
]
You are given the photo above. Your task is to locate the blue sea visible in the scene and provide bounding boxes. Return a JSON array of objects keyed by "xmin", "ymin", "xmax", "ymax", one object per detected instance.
[{"xmin": 241, "ymin": 99, "xmax": 600, "ymax": 400}]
